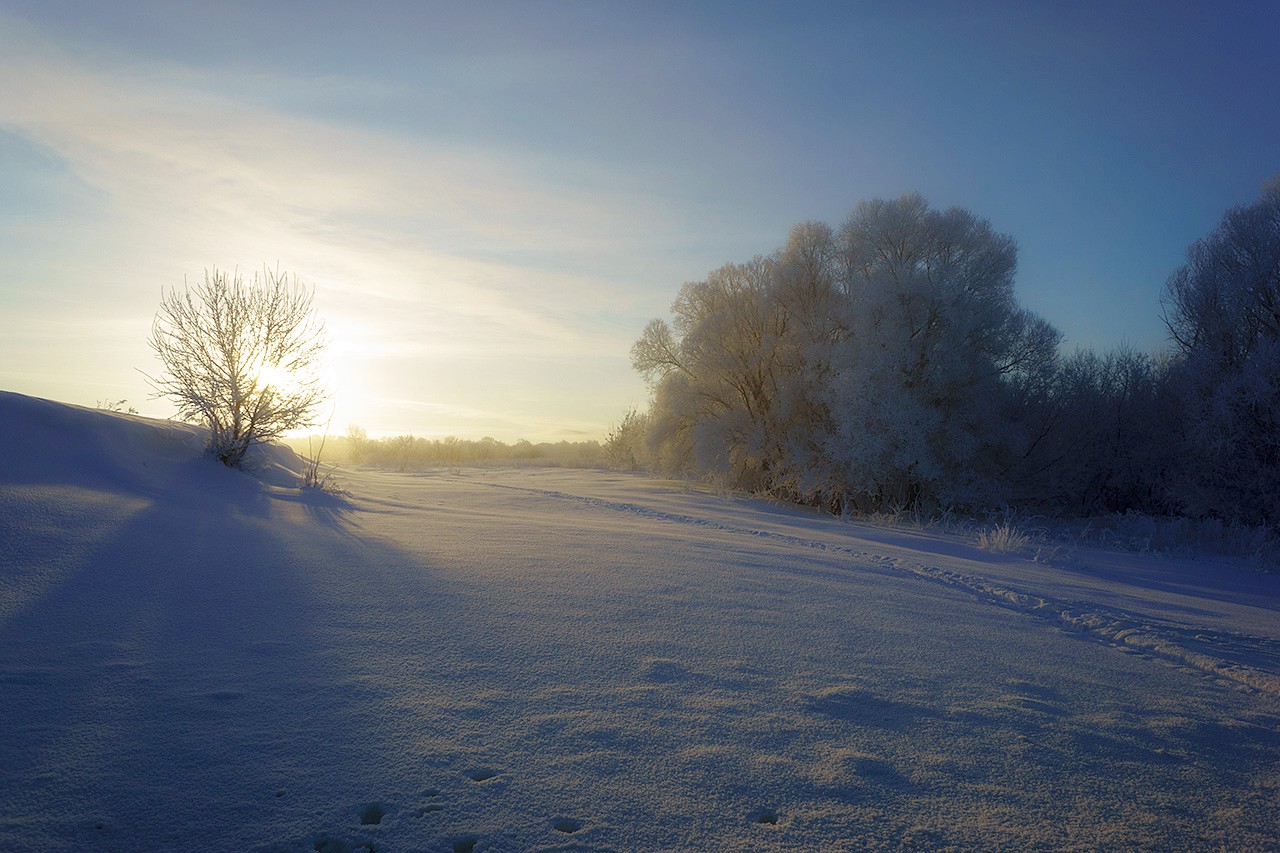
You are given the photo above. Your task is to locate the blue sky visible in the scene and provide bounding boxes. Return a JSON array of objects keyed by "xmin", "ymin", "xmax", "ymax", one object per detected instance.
[{"xmin": 1, "ymin": 2, "xmax": 1277, "ymax": 440}]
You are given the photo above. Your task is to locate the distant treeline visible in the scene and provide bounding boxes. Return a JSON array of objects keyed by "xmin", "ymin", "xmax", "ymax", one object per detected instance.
[
  {"xmin": 286, "ymin": 427, "xmax": 606, "ymax": 471},
  {"xmin": 611, "ymin": 184, "xmax": 1280, "ymax": 530}
]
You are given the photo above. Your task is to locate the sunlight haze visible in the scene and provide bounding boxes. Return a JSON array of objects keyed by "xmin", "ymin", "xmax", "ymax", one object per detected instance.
[{"xmin": 1, "ymin": 1, "xmax": 1277, "ymax": 440}]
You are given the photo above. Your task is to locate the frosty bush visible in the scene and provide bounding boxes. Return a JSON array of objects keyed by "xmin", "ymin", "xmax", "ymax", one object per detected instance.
[
  {"xmin": 147, "ymin": 266, "xmax": 327, "ymax": 468},
  {"xmin": 604, "ymin": 408, "xmax": 650, "ymax": 470},
  {"xmin": 978, "ymin": 523, "xmax": 1030, "ymax": 553}
]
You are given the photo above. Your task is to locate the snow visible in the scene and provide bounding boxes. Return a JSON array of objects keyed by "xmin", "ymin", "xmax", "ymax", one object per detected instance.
[{"xmin": 1, "ymin": 390, "xmax": 1278, "ymax": 851}]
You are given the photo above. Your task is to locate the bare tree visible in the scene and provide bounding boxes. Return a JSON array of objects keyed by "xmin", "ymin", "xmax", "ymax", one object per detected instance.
[{"xmin": 146, "ymin": 266, "xmax": 327, "ymax": 468}]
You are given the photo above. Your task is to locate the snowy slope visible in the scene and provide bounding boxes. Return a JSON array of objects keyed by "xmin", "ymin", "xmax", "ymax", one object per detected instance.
[{"xmin": 1, "ymin": 392, "xmax": 1277, "ymax": 852}]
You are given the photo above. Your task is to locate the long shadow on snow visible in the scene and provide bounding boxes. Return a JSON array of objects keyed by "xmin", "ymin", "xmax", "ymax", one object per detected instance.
[{"xmin": 0, "ymin": 464, "xmax": 486, "ymax": 852}]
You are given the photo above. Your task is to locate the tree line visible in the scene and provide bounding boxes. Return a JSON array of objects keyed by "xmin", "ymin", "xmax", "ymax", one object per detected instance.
[
  {"xmin": 616, "ymin": 182, "xmax": 1280, "ymax": 528},
  {"xmin": 287, "ymin": 427, "xmax": 607, "ymax": 471}
]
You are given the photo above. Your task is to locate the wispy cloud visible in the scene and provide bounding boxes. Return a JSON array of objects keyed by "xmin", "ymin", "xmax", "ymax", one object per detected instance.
[
  {"xmin": 2, "ymin": 38, "xmax": 643, "ymax": 303},
  {"xmin": 0, "ymin": 14, "xmax": 669, "ymax": 434}
]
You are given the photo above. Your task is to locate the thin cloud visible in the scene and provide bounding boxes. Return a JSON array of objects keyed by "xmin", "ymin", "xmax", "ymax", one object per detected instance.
[
  {"xmin": 0, "ymin": 21, "xmax": 667, "ymax": 355},
  {"xmin": 0, "ymin": 14, "xmax": 681, "ymax": 436}
]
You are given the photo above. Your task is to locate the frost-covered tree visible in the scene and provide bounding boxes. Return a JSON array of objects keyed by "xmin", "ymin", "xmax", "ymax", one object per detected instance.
[
  {"xmin": 633, "ymin": 254, "xmax": 793, "ymax": 489},
  {"xmin": 147, "ymin": 266, "xmax": 328, "ymax": 468},
  {"xmin": 821, "ymin": 195, "xmax": 1061, "ymax": 511},
  {"xmin": 1161, "ymin": 178, "xmax": 1280, "ymax": 524},
  {"xmin": 633, "ymin": 194, "xmax": 1060, "ymax": 513}
]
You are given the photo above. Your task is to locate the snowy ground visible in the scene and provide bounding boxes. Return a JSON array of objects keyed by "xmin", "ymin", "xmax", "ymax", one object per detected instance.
[{"xmin": 1, "ymin": 390, "xmax": 1278, "ymax": 852}]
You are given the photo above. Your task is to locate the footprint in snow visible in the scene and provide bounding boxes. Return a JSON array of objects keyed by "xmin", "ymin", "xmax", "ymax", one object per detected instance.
[
  {"xmin": 638, "ymin": 657, "xmax": 702, "ymax": 683},
  {"xmin": 415, "ymin": 786, "xmax": 444, "ymax": 817},
  {"xmin": 358, "ymin": 803, "xmax": 386, "ymax": 825}
]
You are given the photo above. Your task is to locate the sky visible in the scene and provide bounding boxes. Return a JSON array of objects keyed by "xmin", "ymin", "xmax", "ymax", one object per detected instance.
[{"xmin": 1, "ymin": 2, "xmax": 1277, "ymax": 441}]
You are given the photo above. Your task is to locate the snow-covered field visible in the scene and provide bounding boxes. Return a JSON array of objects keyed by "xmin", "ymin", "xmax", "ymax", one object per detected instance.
[{"xmin": 2, "ymin": 390, "xmax": 1278, "ymax": 852}]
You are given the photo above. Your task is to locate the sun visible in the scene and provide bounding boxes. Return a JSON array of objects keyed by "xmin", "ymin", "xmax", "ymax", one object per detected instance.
[{"xmin": 254, "ymin": 360, "xmax": 298, "ymax": 394}]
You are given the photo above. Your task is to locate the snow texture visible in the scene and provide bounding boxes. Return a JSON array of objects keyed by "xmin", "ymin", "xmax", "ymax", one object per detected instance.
[{"xmin": 1, "ymin": 390, "xmax": 1278, "ymax": 851}]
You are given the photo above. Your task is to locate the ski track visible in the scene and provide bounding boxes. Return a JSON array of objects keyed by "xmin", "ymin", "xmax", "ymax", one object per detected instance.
[{"xmin": 481, "ymin": 479, "xmax": 1280, "ymax": 701}]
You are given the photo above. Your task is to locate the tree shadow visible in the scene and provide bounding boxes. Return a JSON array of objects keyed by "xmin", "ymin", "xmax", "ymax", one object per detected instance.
[
  {"xmin": 274, "ymin": 486, "xmax": 356, "ymax": 528},
  {"xmin": 0, "ymin": 470, "xmax": 473, "ymax": 851}
]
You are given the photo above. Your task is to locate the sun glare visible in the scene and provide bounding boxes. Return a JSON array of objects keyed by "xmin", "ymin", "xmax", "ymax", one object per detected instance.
[{"xmin": 254, "ymin": 361, "xmax": 296, "ymax": 393}]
